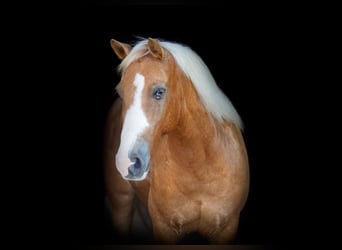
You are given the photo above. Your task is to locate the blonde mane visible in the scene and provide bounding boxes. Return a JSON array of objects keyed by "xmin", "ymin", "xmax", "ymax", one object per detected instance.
[{"xmin": 118, "ymin": 38, "xmax": 243, "ymax": 129}]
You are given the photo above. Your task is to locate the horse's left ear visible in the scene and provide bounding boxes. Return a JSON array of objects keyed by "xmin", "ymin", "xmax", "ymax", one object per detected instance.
[
  {"xmin": 110, "ymin": 39, "xmax": 131, "ymax": 60},
  {"xmin": 148, "ymin": 38, "xmax": 164, "ymax": 60}
]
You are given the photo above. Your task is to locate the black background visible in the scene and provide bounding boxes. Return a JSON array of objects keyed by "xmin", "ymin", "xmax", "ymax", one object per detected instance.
[{"xmin": 23, "ymin": 1, "xmax": 336, "ymax": 249}]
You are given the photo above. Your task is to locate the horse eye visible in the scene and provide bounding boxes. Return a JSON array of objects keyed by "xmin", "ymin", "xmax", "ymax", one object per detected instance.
[{"xmin": 153, "ymin": 87, "xmax": 166, "ymax": 100}]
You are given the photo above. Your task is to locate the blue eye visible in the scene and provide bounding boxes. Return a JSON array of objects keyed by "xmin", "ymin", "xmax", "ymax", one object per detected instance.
[{"xmin": 153, "ymin": 87, "xmax": 166, "ymax": 100}]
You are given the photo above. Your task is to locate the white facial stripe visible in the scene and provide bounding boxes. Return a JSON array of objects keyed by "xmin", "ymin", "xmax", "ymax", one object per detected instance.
[{"xmin": 115, "ymin": 73, "xmax": 149, "ymax": 177}]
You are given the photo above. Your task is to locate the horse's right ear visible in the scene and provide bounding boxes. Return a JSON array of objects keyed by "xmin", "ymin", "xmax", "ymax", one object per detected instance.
[{"xmin": 110, "ymin": 39, "xmax": 131, "ymax": 60}]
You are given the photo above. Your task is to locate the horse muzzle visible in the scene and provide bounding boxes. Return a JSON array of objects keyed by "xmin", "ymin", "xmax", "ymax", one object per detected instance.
[{"xmin": 125, "ymin": 138, "xmax": 150, "ymax": 181}]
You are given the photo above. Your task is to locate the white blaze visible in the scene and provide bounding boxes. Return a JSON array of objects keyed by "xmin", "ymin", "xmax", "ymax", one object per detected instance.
[{"xmin": 115, "ymin": 73, "xmax": 149, "ymax": 177}]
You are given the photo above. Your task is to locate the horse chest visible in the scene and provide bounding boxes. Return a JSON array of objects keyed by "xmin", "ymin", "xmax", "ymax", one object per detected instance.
[{"xmin": 149, "ymin": 179, "xmax": 231, "ymax": 235}]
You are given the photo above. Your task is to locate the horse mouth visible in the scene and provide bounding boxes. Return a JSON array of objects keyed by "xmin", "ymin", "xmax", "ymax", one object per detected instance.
[{"xmin": 124, "ymin": 163, "xmax": 149, "ymax": 181}]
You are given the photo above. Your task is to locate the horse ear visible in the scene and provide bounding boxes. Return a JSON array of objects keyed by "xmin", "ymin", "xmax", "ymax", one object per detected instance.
[
  {"xmin": 110, "ymin": 39, "xmax": 131, "ymax": 60},
  {"xmin": 147, "ymin": 38, "xmax": 164, "ymax": 59}
]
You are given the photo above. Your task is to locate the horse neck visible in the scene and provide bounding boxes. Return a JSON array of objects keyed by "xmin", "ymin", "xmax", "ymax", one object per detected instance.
[{"xmin": 164, "ymin": 80, "xmax": 223, "ymax": 171}]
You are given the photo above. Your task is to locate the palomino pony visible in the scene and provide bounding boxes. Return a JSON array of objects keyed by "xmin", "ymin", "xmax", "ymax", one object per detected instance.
[{"xmin": 104, "ymin": 37, "xmax": 249, "ymax": 244}]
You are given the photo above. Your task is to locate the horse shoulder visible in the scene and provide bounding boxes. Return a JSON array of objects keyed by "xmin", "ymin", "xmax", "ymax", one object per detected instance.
[{"xmin": 216, "ymin": 121, "xmax": 249, "ymax": 212}]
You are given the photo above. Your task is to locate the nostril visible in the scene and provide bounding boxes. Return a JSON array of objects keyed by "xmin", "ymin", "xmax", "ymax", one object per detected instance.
[
  {"xmin": 128, "ymin": 157, "xmax": 143, "ymax": 176},
  {"xmin": 134, "ymin": 157, "xmax": 142, "ymax": 169}
]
